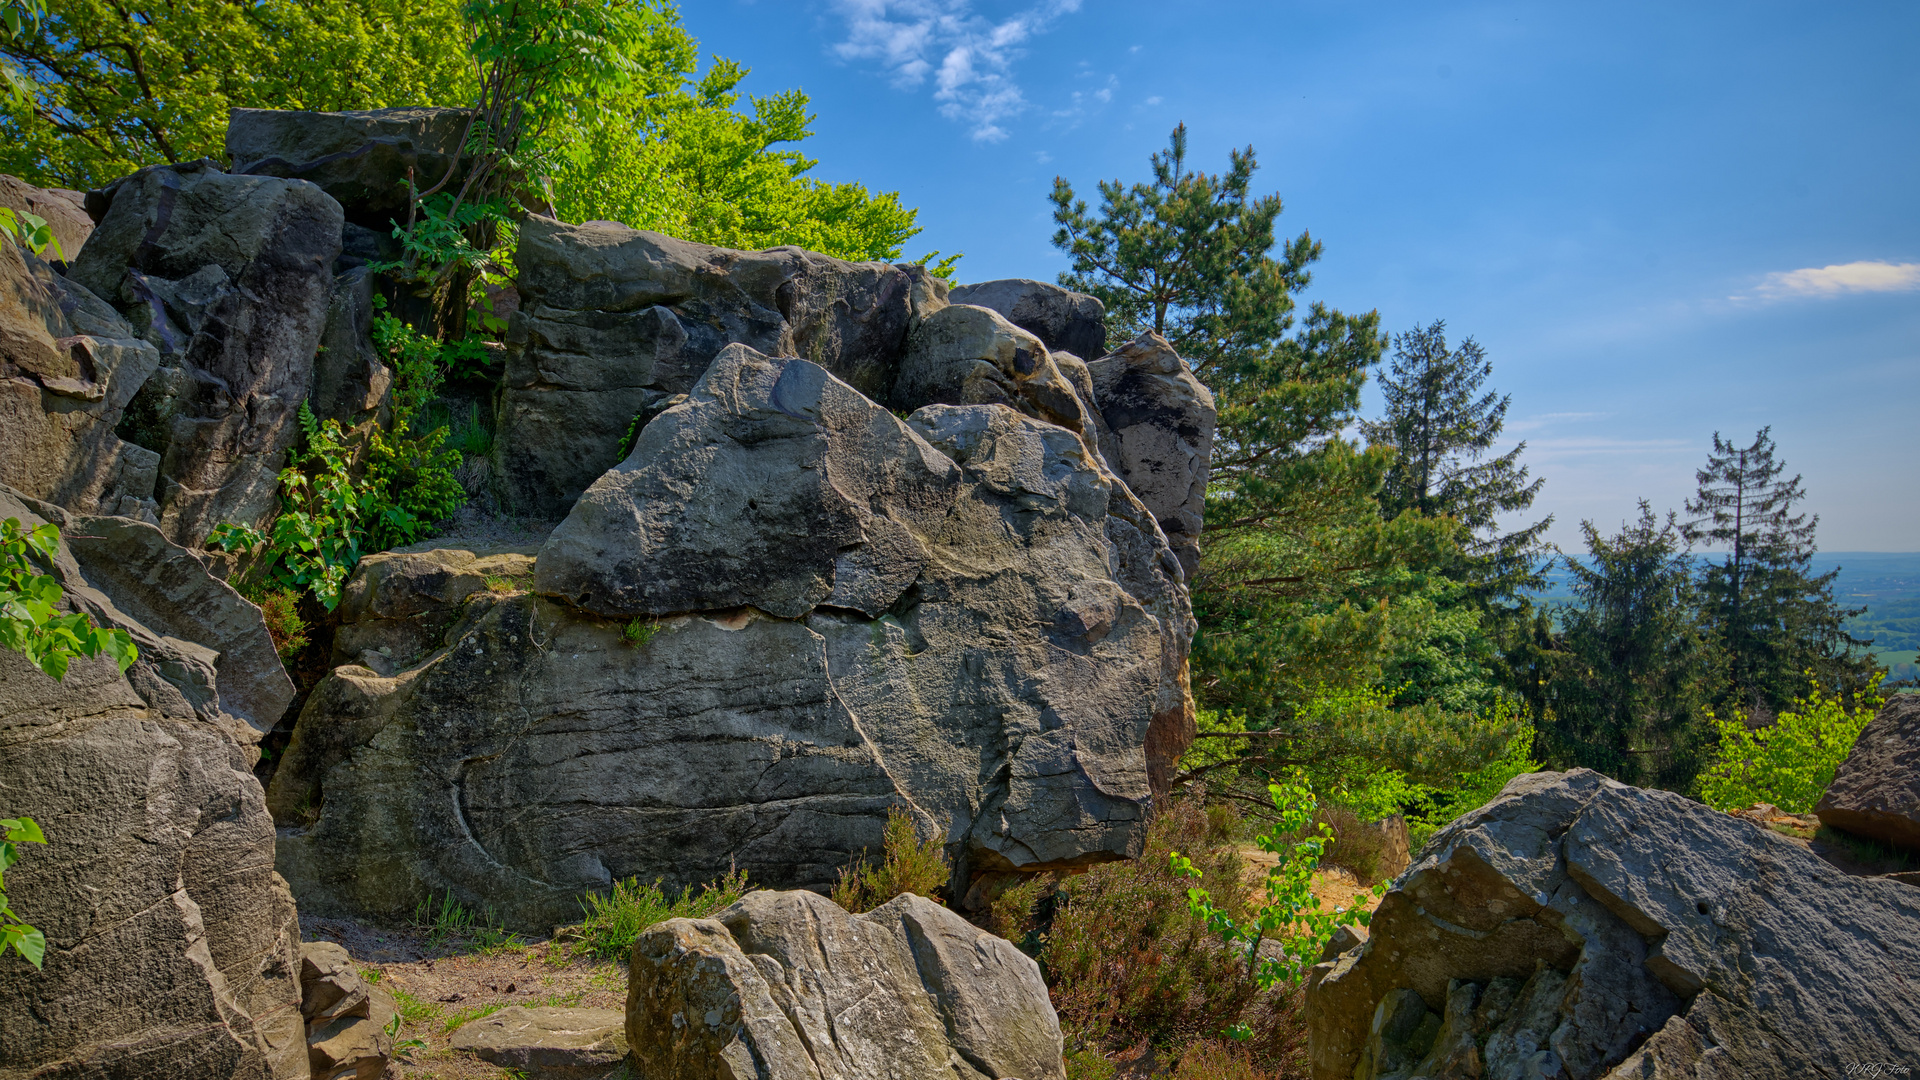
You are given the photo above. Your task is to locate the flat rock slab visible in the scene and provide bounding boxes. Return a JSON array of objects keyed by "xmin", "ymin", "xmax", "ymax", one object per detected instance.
[{"xmin": 450, "ymin": 1006, "xmax": 626, "ymax": 1077}]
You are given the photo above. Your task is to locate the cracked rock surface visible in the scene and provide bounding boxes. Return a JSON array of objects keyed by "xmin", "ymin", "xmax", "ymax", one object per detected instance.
[
  {"xmin": 626, "ymin": 889, "xmax": 1064, "ymax": 1080},
  {"xmin": 1306, "ymin": 769, "xmax": 1920, "ymax": 1080},
  {"xmin": 272, "ymin": 345, "xmax": 1194, "ymax": 931}
]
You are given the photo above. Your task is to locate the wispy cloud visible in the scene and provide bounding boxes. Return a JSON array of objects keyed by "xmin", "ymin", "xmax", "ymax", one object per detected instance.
[
  {"xmin": 830, "ymin": 0, "xmax": 1083, "ymax": 141},
  {"xmin": 1744, "ymin": 260, "xmax": 1920, "ymax": 301}
]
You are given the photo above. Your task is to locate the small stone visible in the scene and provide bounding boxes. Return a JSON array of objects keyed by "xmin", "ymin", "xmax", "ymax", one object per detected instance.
[{"xmin": 450, "ymin": 1006, "xmax": 627, "ymax": 1078}]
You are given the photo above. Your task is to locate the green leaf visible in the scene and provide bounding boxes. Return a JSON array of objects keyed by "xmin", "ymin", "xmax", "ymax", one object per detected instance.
[{"xmin": 4, "ymin": 818, "xmax": 45, "ymax": 845}]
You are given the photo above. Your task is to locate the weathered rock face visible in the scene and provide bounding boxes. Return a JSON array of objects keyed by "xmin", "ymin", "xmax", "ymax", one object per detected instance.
[
  {"xmin": 627, "ymin": 890, "xmax": 1065, "ymax": 1080},
  {"xmin": 1088, "ymin": 331, "xmax": 1215, "ymax": 580},
  {"xmin": 1306, "ymin": 769, "xmax": 1920, "ymax": 1080},
  {"xmin": 949, "ymin": 277, "xmax": 1107, "ymax": 362},
  {"xmin": 0, "ymin": 240, "xmax": 164, "ymax": 520},
  {"xmin": 0, "ymin": 174, "xmax": 94, "ymax": 261},
  {"xmin": 890, "ymin": 302, "xmax": 1095, "ymax": 439},
  {"xmin": 310, "ymin": 265, "xmax": 391, "ymax": 427},
  {"xmin": 70, "ymin": 160, "xmax": 342, "ymax": 545},
  {"xmin": 226, "ymin": 106, "xmax": 475, "ymax": 230},
  {"xmin": 1815, "ymin": 693, "xmax": 1920, "ymax": 850},
  {"xmin": 494, "ymin": 217, "xmax": 948, "ymax": 519},
  {"xmin": 0, "ymin": 487, "xmax": 306, "ymax": 1079},
  {"xmin": 271, "ymin": 345, "xmax": 1193, "ymax": 931}
]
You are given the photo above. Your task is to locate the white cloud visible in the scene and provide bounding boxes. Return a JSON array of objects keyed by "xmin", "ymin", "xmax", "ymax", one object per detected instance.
[
  {"xmin": 1145, "ymin": 95, "xmax": 1162, "ymax": 105},
  {"xmin": 830, "ymin": 0, "xmax": 1083, "ymax": 141},
  {"xmin": 1748, "ymin": 260, "xmax": 1920, "ymax": 300}
]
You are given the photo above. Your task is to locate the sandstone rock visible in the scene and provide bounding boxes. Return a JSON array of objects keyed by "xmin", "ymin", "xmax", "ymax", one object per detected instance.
[
  {"xmin": 450, "ymin": 1006, "xmax": 626, "ymax": 1078},
  {"xmin": 891, "ymin": 302, "xmax": 1092, "ymax": 436},
  {"xmin": 272, "ymin": 347, "xmax": 1193, "ymax": 931},
  {"xmin": 310, "ymin": 266, "xmax": 391, "ymax": 426},
  {"xmin": 0, "ymin": 495, "xmax": 305, "ymax": 1079},
  {"xmin": 627, "ymin": 890, "xmax": 1065, "ymax": 1080},
  {"xmin": 69, "ymin": 160, "xmax": 343, "ymax": 545},
  {"xmin": 1815, "ymin": 693, "xmax": 1920, "ymax": 850},
  {"xmin": 0, "ymin": 240, "xmax": 163, "ymax": 520},
  {"xmin": 1305, "ymin": 769, "xmax": 1920, "ymax": 1080},
  {"xmin": 297, "ymin": 942, "xmax": 393, "ymax": 1080},
  {"xmin": 0, "ymin": 173, "xmax": 93, "ymax": 262},
  {"xmin": 1088, "ymin": 331, "xmax": 1215, "ymax": 579},
  {"xmin": 298, "ymin": 942, "xmax": 368, "ymax": 1028},
  {"xmin": 949, "ymin": 277, "xmax": 1107, "ymax": 362},
  {"xmin": 494, "ymin": 217, "xmax": 942, "ymax": 518},
  {"xmin": 226, "ymin": 106, "xmax": 475, "ymax": 228}
]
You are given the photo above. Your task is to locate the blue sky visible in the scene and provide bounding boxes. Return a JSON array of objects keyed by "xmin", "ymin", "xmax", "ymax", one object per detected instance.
[{"xmin": 680, "ymin": 0, "xmax": 1919, "ymax": 552}]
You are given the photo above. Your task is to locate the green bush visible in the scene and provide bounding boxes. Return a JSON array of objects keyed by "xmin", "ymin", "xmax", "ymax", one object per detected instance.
[
  {"xmin": 830, "ymin": 807, "xmax": 949, "ymax": 913},
  {"xmin": 575, "ymin": 864, "xmax": 749, "ymax": 962},
  {"xmin": 1698, "ymin": 683, "xmax": 1881, "ymax": 813}
]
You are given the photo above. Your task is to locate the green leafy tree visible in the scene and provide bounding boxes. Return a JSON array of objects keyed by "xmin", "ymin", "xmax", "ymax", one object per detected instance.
[
  {"xmin": 1050, "ymin": 123, "xmax": 1455, "ymax": 736},
  {"xmin": 1697, "ymin": 682, "xmax": 1880, "ymax": 813},
  {"xmin": 1682, "ymin": 427, "xmax": 1877, "ymax": 711},
  {"xmin": 1, "ymin": 0, "xmax": 44, "ymax": 104},
  {"xmin": 1544, "ymin": 502, "xmax": 1720, "ymax": 789},
  {"xmin": 0, "ymin": 0, "xmax": 475, "ymax": 188},
  {"xmin": 1361, "ymin": 320, "xmax": 1550, "ymax": 606}
]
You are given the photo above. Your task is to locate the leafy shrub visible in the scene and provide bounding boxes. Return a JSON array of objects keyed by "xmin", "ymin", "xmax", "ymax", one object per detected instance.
[
  {"xmin": 0, "ymin": 206, "xmax": 56, "ymax": 258},
  {"xmin": 985, "ymin": 873, "xmax": 1052, "ymax": 946},
  {"xmin": 830, "ymin": 807, "xmax": 949, "ymax": 913},
  {"xmin": 0, "ymin": 815, "xmax": 47, "ymax": 968},
  {"xmin": 2, "ymin": 517, "xmax": 138, "ymax": 680},
  {"xmin": 1404, "ymin": 721, "xmax": 1542, "ymax": 847},
  {"xmin": 1043, "ymin": 799, "xmax": 1257, "ymax": 1052},
  {"xmin": 575, "ymin": 863, "xmax": 750, "ymax": 962},
  {"xmin": 1698, "ymin": 683, "xmax": 1881, "ymax": 813},
  {"xmin": 1168, "ymin": 1039, "xmax": 1285, "ymax": 1080},
  {"xmin": 1172, "ymin": 776, "xmax": 1378, "ymax": 999}
]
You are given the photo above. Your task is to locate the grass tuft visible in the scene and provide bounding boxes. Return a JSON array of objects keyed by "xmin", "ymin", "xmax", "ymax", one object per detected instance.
[{"xmin": 574, "ymin": 863, "xmax": 751, "ymax": 962}]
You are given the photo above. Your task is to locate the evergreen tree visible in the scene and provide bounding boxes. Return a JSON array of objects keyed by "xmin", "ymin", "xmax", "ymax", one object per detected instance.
[
  {"xmin": 1361, "ymin": 321, "xmax": 1551, "ymax": 606},
  {"xmin": 1049, "ymin": 124, "xmax": 1456, "ymax": 732},
  {"xmin": 1681, "ymin": 427, "xmax": 1876, "ymax": 711},
  {"xmin": 1545, "ymin": 503, "xmax": 1719, "ymax": 790}
]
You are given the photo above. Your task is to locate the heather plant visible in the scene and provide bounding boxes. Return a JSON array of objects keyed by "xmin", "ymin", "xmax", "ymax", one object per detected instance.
[{"xmin": 831, "ymin": 807, "xmax": 949, "ymax": 913}]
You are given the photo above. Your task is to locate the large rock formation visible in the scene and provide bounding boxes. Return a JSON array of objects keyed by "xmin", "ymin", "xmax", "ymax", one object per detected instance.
[
  {"xmin": 949, "ymin": 277, "xmax": 1107, "ymax": 363},
  {"xmin": 271, "ymin": 344, "xmax": 1194, "ymax": 931},
  {"xmin": 1088, "ymin": 331, "xmax": 1215, "ymax": 580},
  {"xmin": 1306, "ymin": 769, "xmax": 1920, "ymax": 1080},
  {"xmin": 891, "ymin": 302, "xmax": 1096, "ymax": 439},
  {"xmin": 627, "ymin": 890, "xmax": 1065, "ymax": 1080},
  {"xmin": 1, "ymin": 238, "xmax": 163, "ymax": 520},
  {"xmin": 1815, "ymin": 693, "xmax": 1920, "ymax": 850},
  {"xmin": 0, "ymin": 486, "xmax": 306, "ymax": 1079},
  {"xmin": 226, "ymin": 106, "xmax": 476, "ymax": 230},
  {"xmin": 71, "ymin": 160, "xmax": 342, "ymax": 545},
  {"xmin": 495, "ymin": 217, "xmax": 949, "ymax": 519}
]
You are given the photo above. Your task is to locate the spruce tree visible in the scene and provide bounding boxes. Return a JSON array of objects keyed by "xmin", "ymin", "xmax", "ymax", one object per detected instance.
[
  {"xmin": 1361, "ymin": 320, "xmax": 1551, "ymax": 606},
  {"xmin": 1681, "ymin": 427, "xmax": 1875, "ymax": 711},
  {"xmin": 1547, "ymin": 503, "xmax": 1719, "ymax": 790}
]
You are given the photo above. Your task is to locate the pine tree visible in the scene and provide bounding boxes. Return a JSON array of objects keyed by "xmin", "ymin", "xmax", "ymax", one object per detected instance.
[
  {"xmin": 1050, "ymin": 124, "xmax": 1455, "ymax": 729},
  {"xmin": 1545, "ymin": 503, "xmax": 1719, "ymax": 790},
  {"xmin": 1682, "ymin": 427, "xmax": 1875, "ymax": 712},
  {"xmin": 1361, "ymin": 320, "xmax": 1550, "ymax": 606}
]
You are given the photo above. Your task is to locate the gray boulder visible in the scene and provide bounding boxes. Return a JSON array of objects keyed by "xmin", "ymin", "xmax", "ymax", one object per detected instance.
[
  {"xmin": 0, "ymin": 488, "xmax": 306, "ymax": 1079},
  {"xmin": 949, "ymin": 277, "xmax": 1107, "ymax": 362},
  {"xmin": 890, "ymin": 303, "xmax": 1094, "ymax": 440},
  {"xmin": 0, "ymin": 174, "xmax": 93, "ymax": 262},
  {"xmin": 70, "ymin": 160, "xmax": 343, "ymax": 546},
  {"xmin": 226, "ymin": 106, "xmax": 475, "ymax": 228},
  {"xmin": 1088, "ymin": 331, "xmax": 1215, "ymax": 580},
  {"xmin": 1306, "ymin": 769, "xmax": 1920, "ymax": 1080},
  {"xmin": 450, "ymin": 1006, "xmax": 626, "ymax": 1078},
  {"xmin": 299, "ymin": 941, "xmax": 395, "ymax": 1080},
  {"xmin": 627, "ymin": 890, "xmax": 1065, "ymax": 1080},
  {"xmin": 1815, "ymin": 694, "xmax": 1920, "ymax": 850},
  {"xmin": 271, "ymin": 346, "xmax": 1194, "ymax": 931},
  {"xmin": 0, "ymin": 240, "xmax": 163, "ymax": 520},
  {"xmin": 494, "ymin": 217, "xmax": 946, "ymax": 519}
]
